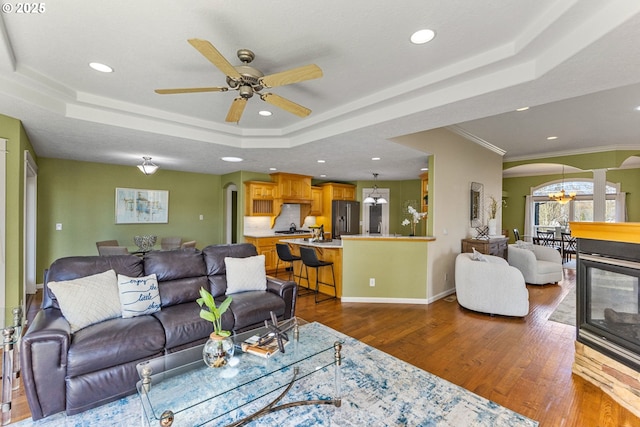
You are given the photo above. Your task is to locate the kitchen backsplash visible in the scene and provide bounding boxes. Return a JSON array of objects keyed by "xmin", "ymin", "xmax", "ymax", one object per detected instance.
[{"xmin": 243, "ymin": 204, "xmax": 317, "ymax": 234}]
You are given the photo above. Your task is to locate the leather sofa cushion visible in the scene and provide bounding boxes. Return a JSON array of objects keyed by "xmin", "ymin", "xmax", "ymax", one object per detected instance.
[
  {"xmin": 66, "ymin": 315, "xmax": 165, "ymax": 377},
  {"xmin": 144, "ymin": 249, "xmax": 207, "ymax": 281},
  {"xmin": 203, "ymin": 244, "xmax": 258, "ymax": 276},
  {"xmin": 227, "ymin": 291, "xmax": 285, "ymax": 331},
  {"xmin": 153, "ymin": 303, "xmax": 214, "ymax": 349},
  {"xmin": 157, "ymin": 276, "xmax": 209, "ymax": 307},
  {"xmin": 43, "ymin": 255, "xmax": 143, "ymax": 310}
]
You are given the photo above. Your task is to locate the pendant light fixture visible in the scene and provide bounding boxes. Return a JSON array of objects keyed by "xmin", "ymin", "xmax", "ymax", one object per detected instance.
[
  {"xmin": 363, "ymin": 173, "xmax": 387, "ymax": 205},
  {"xmin": 548, "ymin": 165, "xmax": 575, "ymax": 204},
  {"xmin": 137, "ymin": 156, "xmax": 159, "ymax": 175}
]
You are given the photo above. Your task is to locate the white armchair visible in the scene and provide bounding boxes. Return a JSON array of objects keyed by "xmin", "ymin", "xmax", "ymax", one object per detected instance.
[
  {"xmin": 507, "ymin": 243, "xmax": 563, "ymax": 285},
  {"xmin": 455, "ymin": 252, "xmax": 529, "ymax": 317}
]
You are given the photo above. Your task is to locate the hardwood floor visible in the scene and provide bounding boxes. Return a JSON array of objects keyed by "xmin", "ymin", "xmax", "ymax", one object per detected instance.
[{"xmin": 12, "ymin": 268, "xmax": 640, "ymax": 426}]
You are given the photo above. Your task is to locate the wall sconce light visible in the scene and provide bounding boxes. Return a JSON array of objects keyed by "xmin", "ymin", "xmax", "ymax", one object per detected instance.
[{"xmin": 137, "ymin": 156, "xmax": 159, "ymax": 175}]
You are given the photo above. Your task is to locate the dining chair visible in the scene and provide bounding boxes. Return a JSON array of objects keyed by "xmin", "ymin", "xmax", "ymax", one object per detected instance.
[
  {"xmin": 536, "ymin": 230, "xmax": 561, "ymax": 252},
  {"xmin": 561, "ymin": 232, "xmax": 577, "ymax": 263},
  {"xmin": 161, "ymin": 236, "xmax": 182, "ymax": 250},
  {"xmin": 96, "ymin": 240, "xmax": 119, "ymax": 254},
  {"xmin": 98, "ymin": 246, "xmax": 129, "ymax": 256}
]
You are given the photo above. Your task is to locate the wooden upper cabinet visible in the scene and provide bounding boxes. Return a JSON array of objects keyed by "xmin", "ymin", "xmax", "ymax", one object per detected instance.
[
  {"xmin": 244, "ymin": 181, "xmax": 276, "ymax": 216},
  {"xmin": 320, "ymin": 183, "xmax": 356, "ymax": 201},
  {"xmin": 420, "ymin": 172, "xmax": 429, "ymax": 212},
  {"xmin": 310, "ymin": 186, "xmax": 323, "ymax": 215},
  {"xmin": 270, "ymin": 172, "xmax": 312, "ymax": 201}
]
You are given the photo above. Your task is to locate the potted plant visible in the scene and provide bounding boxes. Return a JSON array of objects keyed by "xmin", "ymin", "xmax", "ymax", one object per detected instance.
[
  {"xmin": 196, "ymin": 287, "xmax": 234, "ymax": 368},
  {"xmin": 486, "ymin": 195, "xmax": 506, "ymax": 236}
]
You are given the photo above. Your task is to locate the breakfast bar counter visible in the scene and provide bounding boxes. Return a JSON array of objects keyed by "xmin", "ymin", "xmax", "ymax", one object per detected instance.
[{"xmin": 279, "ymin": 238, "xmax": 343, "ymax": 298}]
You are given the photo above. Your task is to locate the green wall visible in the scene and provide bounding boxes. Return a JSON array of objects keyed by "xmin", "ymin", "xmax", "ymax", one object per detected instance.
[
  {"xmin": 354, "ymin": 179, "xmax": 423, "ymax": 235},
  {"xmin": 0, "ymin": 114, "xmax": 37, "ymax": 314},
  {"xmin": 37, "ymin": 158, "xmax": 225, "ymax": 280},
  {"xmin": 342, "ymin": 239, "xmax": 428, "ymax": 299}
]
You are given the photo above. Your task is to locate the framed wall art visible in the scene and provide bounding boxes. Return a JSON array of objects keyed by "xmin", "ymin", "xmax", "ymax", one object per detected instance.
[
  {"xmin": 470, "ymin": 182, "xmax": 483, "ymax": 227},
  {"xmin": 115, "ymin": 188, "xmax": 169, "ymax": 224}
]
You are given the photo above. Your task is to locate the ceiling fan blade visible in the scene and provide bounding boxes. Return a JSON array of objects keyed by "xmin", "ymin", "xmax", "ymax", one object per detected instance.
[
  {"xmin": 155, "ymin": 87, "xmax": 228, "ymax": 94},
  {"xmin": 260, "ymin": 93, "xmax": 311, "ymax": 117},
  {"xmin": 226, "ymin": 97, "xmax": 247, "ymax": 123},
  {"xmin": 187, "ymin": 38, "xmax": 242, "ymax": 80},
  {"xmin": 260, "ymin": 64, "xmax": 323, "ymax": 88}
]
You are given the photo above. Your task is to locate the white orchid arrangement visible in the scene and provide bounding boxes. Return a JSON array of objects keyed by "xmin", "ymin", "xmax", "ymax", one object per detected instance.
[{"xmin": 402, "ymin": 205, "xmax": 427, "ymax": 235}]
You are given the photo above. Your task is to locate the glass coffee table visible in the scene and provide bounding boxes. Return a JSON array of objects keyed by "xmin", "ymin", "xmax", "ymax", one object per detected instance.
[{"xmin": 136, "ymin": 318, "xmax": 343, "ymax": 426}]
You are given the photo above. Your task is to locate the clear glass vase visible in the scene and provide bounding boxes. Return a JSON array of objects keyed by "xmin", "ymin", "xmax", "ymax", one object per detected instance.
[{"xmin": 202, "ymin": 333, "xmax": 235, "ymax": 368}]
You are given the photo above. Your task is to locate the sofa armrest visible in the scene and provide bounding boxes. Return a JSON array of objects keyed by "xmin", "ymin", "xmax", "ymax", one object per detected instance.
[
  {"xmin": 266, "ymin": 276, "xmax": 298, "ymax": 319},
  {"xmin": 21, "ymin": 308, "xmax": 71, "ymax": 420}
]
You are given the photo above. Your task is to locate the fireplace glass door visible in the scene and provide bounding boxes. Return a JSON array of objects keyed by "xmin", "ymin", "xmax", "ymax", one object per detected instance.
[{"xmin": 579, "ymin": 254, "xmax": 640, "ymax": 370}]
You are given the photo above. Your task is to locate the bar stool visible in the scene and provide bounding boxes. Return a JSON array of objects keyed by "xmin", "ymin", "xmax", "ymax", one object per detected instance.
[
  {"xmin": 299, "ymin": 246, "xmax": 337, "ymax": 304},
  {"xmin": 275, "ymin": 244, "xmax": 307, "ymax": 290}
]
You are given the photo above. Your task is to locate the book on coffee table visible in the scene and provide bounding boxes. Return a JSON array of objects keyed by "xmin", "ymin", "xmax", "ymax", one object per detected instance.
[{"xmin": 241, "ymin": 334, "xmax": 289, "ymax": 358}]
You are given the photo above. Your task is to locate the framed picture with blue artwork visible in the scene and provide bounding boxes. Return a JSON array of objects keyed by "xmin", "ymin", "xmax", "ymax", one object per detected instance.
[{"xmin": 115, "ymin": 188, "xmax": 169, "ymax": 224}]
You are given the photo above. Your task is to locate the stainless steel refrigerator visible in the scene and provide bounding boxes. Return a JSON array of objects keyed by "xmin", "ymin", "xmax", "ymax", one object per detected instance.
[{"xmin": 332, "ymin": 200, "xmax": 360, "ymax": 238}]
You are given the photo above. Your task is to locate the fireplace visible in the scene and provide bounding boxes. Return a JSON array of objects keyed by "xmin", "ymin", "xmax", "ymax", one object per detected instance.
[{"xmin": 576, "ymin": 238, "xmax": 640, "ymax": 371}]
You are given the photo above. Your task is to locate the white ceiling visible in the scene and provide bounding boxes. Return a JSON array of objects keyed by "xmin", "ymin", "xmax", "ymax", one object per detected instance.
[{"xmin": 1, "ymin": 0, "xmax": 639, "ymax": 180}]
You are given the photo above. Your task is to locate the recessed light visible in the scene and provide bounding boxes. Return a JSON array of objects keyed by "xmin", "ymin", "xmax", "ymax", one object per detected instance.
[
  {"xmin": 635, "ymin": 105, "xmax": 640, "ymax": 111},
  {"xmin": 372, "ymin": 157, "xmax": 381, "ymax": 161},
  {"xmin": 410, "ymin": 29, "xmax": 436, "ymax": 45},
  {"xmin": 221, "ymin": 156, "xmax": 243, "ymax": 162},
  {"xmin": 259, "ymin": 110, "xmax": 272, "ymax": 117},
  {"xmin": 317, "ymin": 159, "xmax": 325, "ymax": 163},
  {"xmin": 269, "ymin": 167, "xmax": 277, "ymax": 171},
  {"xmin": 516, "ymin": 107, "xmax": 530, "ymax": 112},
  {"xmin": 320, "ymin": 174, "xmax": 327, "ymax": 178},
  {"xmin": 420, "ymin": 167, "xmax": 429, "ymax": 171},
  {"xmin": 546, "ymin": 136, "xmax": 558, "ymax": 140},
  {"xmin": 89, "ymin": 62, "xmax": 113, "ymax": 73}
]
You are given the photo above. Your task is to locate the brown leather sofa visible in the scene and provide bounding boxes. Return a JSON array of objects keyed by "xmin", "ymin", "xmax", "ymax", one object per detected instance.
[{"xmin": 21, "ymin": 243, "xmax": 297, "ymax": 420}]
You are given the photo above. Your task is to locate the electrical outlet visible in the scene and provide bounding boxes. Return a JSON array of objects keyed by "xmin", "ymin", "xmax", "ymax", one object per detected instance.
[
  {"xmin": 369, "ymin": 278, "xmax": 375, "ymax": 287},
  {"xmin": 444, "ymin": 273, "xmax": 448, "ymax": 283},
  {"xmin": 55, "ymin": 223, "xmax": 62, "ymax": 231}
]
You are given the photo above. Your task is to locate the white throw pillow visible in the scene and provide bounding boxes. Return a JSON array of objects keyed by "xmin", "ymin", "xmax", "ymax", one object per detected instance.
[
  {"xmin": 471, "ymin": 248, "xmax": 488, "ymax": 262},
  {"xmin": 516, "ymin": 240, "xmax": 535, "ymax": 251},
  {"xmin": 117, "ymin": 273, "xmax": 162, "ymax": 318},
  {"xmin": 48, "ymin": 269, "xmax": 122, "ymax": 333},
  {"xmin": 225, "ymin": 255, "xmax": 267, "ymax": 294}
]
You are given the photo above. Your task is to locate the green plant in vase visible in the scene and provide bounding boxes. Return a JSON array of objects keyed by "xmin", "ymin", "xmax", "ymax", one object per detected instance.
[{"xmin": 196, "ymin": 287, "xmax": 234, "ymax": 367}]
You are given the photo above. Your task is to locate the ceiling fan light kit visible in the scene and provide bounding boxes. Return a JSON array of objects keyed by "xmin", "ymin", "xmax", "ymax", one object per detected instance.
[{"xmin": 155, "ymin": 39, "xmax": 323, "ymax": 123}]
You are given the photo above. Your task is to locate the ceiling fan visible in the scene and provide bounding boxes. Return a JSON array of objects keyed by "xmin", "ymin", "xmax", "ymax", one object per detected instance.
[{"xmin": 155, "ymin": 39, "xmax": 323, "ymax": 123}]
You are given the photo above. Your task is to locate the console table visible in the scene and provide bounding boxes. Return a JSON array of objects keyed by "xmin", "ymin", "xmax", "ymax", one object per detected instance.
[{"xmin": 461, "ymin": 237, "xmax": 508, "ymax": 260}]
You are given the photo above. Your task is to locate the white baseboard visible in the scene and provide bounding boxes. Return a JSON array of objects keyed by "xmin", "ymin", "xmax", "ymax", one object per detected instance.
[{"xmin": 341, "ymin": 287, "xmax": 456, "ymax": 305}]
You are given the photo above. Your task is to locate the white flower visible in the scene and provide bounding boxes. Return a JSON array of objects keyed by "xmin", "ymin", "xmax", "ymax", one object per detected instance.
[
  {"xmin": 402, "ymin": 206, "xmax": 427, "ymax": 226},
  {"xmin": 401, "ymin": 219, "xmax": 410, "ymax": 226}
]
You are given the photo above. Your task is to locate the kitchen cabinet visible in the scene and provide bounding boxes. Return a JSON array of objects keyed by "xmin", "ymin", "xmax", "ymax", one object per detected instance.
[
  {"xmin": 461, "ymin": 237, "xmax": 508, "ymax": 260},
  {"xmin": 244, "ymin": 181, "xmax": 277, "ymax": 216},
  {"xmin": 420, "ymin": 172, "xmax": 429, "ymax": 213},
  {"xmin": 309, "ymin": 186, "xmax": 323, "ymax": 216},
  {"xmin": 270, "ymin": 172, "xmax": 312, "ymax": 201},
  {"xmin": 320, "ymin": 183, "xmax": 355, "ymax": 201}
]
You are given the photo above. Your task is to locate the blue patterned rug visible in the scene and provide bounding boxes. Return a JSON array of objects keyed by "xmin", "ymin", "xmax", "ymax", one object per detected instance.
[{"xmin": 15, "ymin": 323, "xmax": 537, "ymax": 426}]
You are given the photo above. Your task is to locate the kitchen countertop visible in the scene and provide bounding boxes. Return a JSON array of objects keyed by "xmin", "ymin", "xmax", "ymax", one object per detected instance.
[
  {"xmin": 244, "ymin": 231, "xmax": 312, "ymax": 238},
  {"xmin": 341, "ymin": 234, "xmax": 436, "ymax": 242},
  {"xmin": 279, "ymin": 238, "xmax": 343, "ymax": 248}
]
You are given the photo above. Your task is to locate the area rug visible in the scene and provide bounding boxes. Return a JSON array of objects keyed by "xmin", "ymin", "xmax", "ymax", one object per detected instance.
[
  {"xmin": 548, "ymin": 284, "xmax": 576, "ymax": 326},
  {"xmin": 15, "ymin": 323, "xmax": 538, "ymax": 427}
]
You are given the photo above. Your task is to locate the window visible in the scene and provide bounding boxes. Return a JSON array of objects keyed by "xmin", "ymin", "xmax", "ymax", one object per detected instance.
[{"xmin": 525, "ymin": 180, "xmax": 622, "ymax": 238}]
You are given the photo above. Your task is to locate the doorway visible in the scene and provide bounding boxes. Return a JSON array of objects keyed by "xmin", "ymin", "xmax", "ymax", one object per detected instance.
[
  {"xmin": 24, "ymin": 151, "xmax": 38, "ymax": 299},
  {"xmin": 225, "ymin": 184, "xmax": 238, "ymax": 244},
  {"xmin": 362, "ymin": 188, "xmax": 389, "ymax": 235}
]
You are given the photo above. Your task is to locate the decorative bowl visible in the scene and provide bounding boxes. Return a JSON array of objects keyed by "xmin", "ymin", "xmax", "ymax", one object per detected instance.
[{"xmin": 134, "ymin": 235, "xmax": 157, "ymax": 252}]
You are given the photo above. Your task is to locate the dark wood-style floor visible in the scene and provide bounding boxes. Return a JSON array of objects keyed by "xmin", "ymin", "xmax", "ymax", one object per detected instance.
[{"xmin": 12, "ymin": 268, "xmax": 640, "ymax": 426}]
